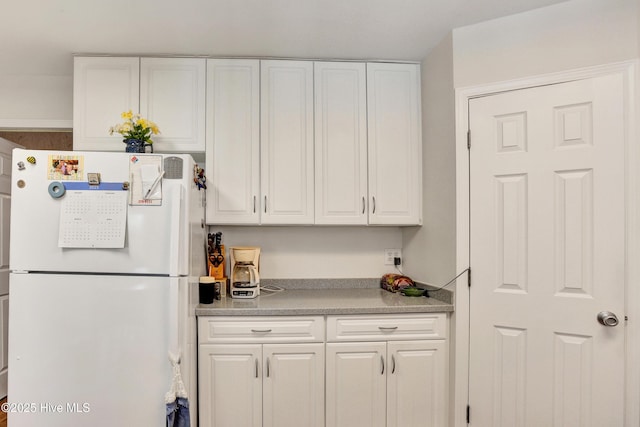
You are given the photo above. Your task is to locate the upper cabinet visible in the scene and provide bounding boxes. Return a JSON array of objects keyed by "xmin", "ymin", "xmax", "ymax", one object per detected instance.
[
  {"xmin": 73, "ymin": 57, "xmax": 140, "ymax": 151},
  {"xmin": 314, "ymin": 62, "xmax": 368, "ymax": 225},
  {"xmin": 73, "ymin": 56, "xmax": 206, "ymax": 153},
  {"xmin": 139, "ymin": 58, "xmax": 206, "ymax": 152},
  {"xmin": 205, "ymin": 59, "xmax": 260, "ymax": 225},
  {"xmin": 74, "ymin": 56, "xmax": 421, "ymax": 225},
  {"xmin": 367, "ymin": 63, "xmax": 422, "ymax": 225},
  {"xmin": 260, "ymin": 60, "xmax": 314, "ymax": 225},
  {"xmin": 203, "ymin": 59, "xmax": 422, "ymax": 226}
]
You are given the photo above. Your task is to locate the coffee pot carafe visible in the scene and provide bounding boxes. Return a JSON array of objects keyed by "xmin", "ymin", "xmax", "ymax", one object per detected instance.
[{"xmin": 230, "ymin": 247, "xmax": 260, "ymax": 299}]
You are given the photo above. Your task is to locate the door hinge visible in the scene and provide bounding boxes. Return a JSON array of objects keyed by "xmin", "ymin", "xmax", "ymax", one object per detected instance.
[
  {"xmin": 466, "ymin": 404, "xmax": 470, "ymax": 423},
  {"xmin": 467, "ymin": 268, "xmax": 471, "ymax": 287},
  {"xmin": 467, "ymin": 130, "xmax": 471, "ymax": 150}
]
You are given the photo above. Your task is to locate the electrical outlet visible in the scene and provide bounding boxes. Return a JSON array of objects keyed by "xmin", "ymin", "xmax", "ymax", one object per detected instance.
[{"xmin": 384, "ymin": 249, "xmax": 402, "ymax": 265}]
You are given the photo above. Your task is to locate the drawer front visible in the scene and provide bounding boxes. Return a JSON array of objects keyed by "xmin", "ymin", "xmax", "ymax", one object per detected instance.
[
  {"xmin": 327, "ymin": 313, "xmax": 447, "ymax": 342},
  {"xmin": 199, "ymin": 316, "xmax": 324, "ymax": 344}
]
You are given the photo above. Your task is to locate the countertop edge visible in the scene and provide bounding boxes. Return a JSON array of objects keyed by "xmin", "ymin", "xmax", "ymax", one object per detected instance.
[{"xmin": 195, "ymin": 303, "xmax": 453, "ymax": 316}]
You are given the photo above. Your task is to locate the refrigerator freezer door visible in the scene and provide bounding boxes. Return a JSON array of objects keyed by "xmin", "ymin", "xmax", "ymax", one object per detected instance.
[
  {"xmin": 9, "ymin": 149, "xmax": 201, "ymax": 276},
  {"xmin": 7, "ymin": 273, "xmax": 192, "ymax": 426}
]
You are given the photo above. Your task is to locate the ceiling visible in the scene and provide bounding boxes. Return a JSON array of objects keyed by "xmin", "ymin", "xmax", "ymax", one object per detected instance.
[{"xmin": 2, "ymin": 0, "xmax": 569, "ymax": 76}]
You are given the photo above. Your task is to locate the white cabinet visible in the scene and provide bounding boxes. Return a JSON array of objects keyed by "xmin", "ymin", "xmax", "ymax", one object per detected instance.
[
  {"xmin": 73, "ymin": 56, "xmax": 140, "ymax": 151},
  {"xmin": 262, "ymin": 343, "xmax": 324, "ymax": 427},
  {"xmin": 205, "ymin": 59, "xmax": 260, "ymax": 224},
  {"xmin": 326, "ymin": 314, "xmax": 448, "ymax": 427},
  {"xmin": 367, "ymin": 63, "xmax": 422, "ymax": 225},
  {"xmin": 199, "ymin": 344, "xmax": 262, "ymax": 427},
  {"xmin": 202, "ymin": 59, "xmax": 422, "ymax": 226},
  {"xmin": 326, "ymin": 341, "xmax": 387, "ymax": 427},
  {"xmin": 386, "ymin": 340, "xmax": 447, "ymax": 427},
  {"xmin": 198, "ymin": 316, "xmax": 325, "ymax": 427},
  {"xmin": 73, "ymin": 56, "xmax": 206, "ymax": 153},
  {"xmin": 314, "ymin": 62, "xmax": 368, "ymax": 224},
  {"xmin": 260, "ymin": 60, "xmax": 314, "ymax": 224},
  {"xmin": 139, "ymin": 57, "xmax": 206, "ymax": 152}
]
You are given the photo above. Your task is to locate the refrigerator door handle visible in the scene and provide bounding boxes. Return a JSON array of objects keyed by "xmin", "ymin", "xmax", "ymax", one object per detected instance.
[{"xmin": 169, "ymin": 185, "xmax": 183, "ymax": 277}]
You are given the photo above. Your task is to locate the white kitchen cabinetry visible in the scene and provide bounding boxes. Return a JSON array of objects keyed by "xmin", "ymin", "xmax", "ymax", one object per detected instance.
[
  {"xmin": 73, "ymin": 56, "xmax": 206, "ymax": 153},
  {"xmin": 73, "ymin": 56, "xmax": 140, "ymax": 151},
  {"xmin": 314, "ymin": 62, "xmax": 368, "ymax": 224},
  {"xmin": 198, "ymin": 316, "xmax": 325, "ymax": 427},
  {"xmin": 202, "ymin": 59, "xmax": 422, "ymax": 225},
  {"xmin": 139, "ymin": 57, "xmax": 206, "ymax": 152},
  {"xmin": 260, "ymin": 60, "xmax": 315, "ymax": 224},
  {"xmin": 205, "ymin": 59, "xmax": 260, "ymax": 224},
  {"xmin": 326, "ymin": 314, "xmax": 448, "ymax": 427},
  {"xmin": 367, "ymin": 63, "xmax": 422, "ymax": 225}
]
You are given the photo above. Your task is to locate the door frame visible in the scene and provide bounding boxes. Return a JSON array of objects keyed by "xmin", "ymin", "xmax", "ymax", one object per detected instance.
[{"xmin": 452, "ymin": 60, "xmax": 639, "ymax": 427}]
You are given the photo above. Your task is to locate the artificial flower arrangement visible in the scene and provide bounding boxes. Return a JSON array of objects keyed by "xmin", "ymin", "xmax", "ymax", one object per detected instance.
[{"xmin": 109, "ymin": 110, "xmax": 160, "ymax": 144}]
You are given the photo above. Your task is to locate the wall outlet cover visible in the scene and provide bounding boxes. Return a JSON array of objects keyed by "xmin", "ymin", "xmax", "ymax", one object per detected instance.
[{"xmin": 384, "ymin": 248, "xmax": 402, "ymax": 265}]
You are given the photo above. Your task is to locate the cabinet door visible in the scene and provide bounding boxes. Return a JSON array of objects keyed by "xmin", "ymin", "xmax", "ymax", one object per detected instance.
[
  {"xmin": 140, "ymin": 58, "xmax": 206, "ymax": 152},
  {"xmin": 199, "ymin": 344, "xmax": 262, "ymax": 427},
  {"xmin": 263, "ymin": 343, "xmax": 324, "ymax": 427},
  {"xmin": 326, "ymin": 342, "xmax": 386, "ymax": 427},
  {"xmin": 367, "ymin": 63, "xmax": 422, "ymax": 225},
  {"xmin": 314, "ymin": 62, "xmax": 368, "ymax": 224},
  {"xmin": 205, "ymin": 59, "xmax": 260, "ymax": 224},
  {"xmin": 386, "ymin": 340, "xmax": 447, "ymax": 427},
  {"xmin": 260, "ymin": 60, "xmax": 314, "ymax": 224},
  {"xmin": 73, "ymin": 57, "xmax": 140, "ymax": 151}
]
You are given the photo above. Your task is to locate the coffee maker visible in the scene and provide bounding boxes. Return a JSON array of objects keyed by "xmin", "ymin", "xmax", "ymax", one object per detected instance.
[{"xmin": 229, "ymin": 247, "xmax": 261, "ymax": 299}]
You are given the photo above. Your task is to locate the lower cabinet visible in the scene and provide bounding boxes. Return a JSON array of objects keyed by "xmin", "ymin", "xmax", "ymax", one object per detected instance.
[
  {"xmin": 199, "ymin": 343, "xmax": 324, "ymax": 427},
  {"xmin": 326, "ymin": 340, "xmax": 447, "ymax": 427},
  {"xmin": 198, "ymin": 316, "xmax": 325, "ymax": 427},
  {"xmin": 198, "ymin": 313, "xmax": 447, "ymax": 427}
]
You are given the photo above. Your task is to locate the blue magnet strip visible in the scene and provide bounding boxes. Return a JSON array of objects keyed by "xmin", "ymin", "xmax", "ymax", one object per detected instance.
[{"xmin": 62, "ymin": 182, "xmax": 126, "ymax": 191}]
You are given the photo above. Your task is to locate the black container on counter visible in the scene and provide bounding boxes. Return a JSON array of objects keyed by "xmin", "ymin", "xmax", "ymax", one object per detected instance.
[{"xmin": 199, "ymin": 276, "xmax": 219, "ymax": 304}]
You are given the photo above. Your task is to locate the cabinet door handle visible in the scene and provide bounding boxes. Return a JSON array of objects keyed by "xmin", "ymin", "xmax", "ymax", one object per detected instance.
[
  {"xmin": 378, "ymin": 326, "xmax": 398, "ymax": 332},
  {"xmin": 362, "ymin": 196, "xmax": 366, "ymax": 214},
  {"xmin": 253, "ymin": 195, "xmax": 256, "ymax": 213},
  {"xmin": 372, "ymin": 196, "xmax": 376, "ymax": 214},
  {"xmin": 255, "ymin": 358, "xmax": 259, "ymax": 378},
  {"xmin": 266, "ymin": 357, "xmax": 270, "ymax": 378},
  {"xmin": 381, "ymin": 355, "xmax": 385, "ymax": 375},
  {"xmin": 251, "ymin": 329, "xmax": 272, "ymax": 333},
  {"xmin": 264, "ymin": 196, "xmax": 267, "ymax": 213},
  {"xmin": 391, "ymin": 354, "xmax": 396, "ymax": 374}
]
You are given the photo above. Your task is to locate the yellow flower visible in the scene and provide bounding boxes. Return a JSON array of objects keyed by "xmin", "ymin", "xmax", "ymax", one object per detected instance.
[{"xmin": 109, "ymin": 111, "xmax": 160, "ymax": 144}]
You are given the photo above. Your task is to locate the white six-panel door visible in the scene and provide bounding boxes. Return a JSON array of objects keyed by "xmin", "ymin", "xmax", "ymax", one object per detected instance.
[{"xmin": 468, "ymin": 73, "xmax": 627, "ymax": 426}]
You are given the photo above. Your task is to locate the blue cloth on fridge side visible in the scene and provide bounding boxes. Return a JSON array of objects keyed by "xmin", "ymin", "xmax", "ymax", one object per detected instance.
[{"xmin": 166, "ymin": 397, "xmax": 190, "ymax": 427}]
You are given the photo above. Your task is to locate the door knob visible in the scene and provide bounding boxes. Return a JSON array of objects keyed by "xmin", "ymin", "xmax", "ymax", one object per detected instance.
[{"xmin": 597, "ymin": 311, "xmax": 619, "ymax": 327}]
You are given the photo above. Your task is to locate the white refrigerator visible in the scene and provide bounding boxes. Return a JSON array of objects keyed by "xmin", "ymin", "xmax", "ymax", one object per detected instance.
[{"xmin": 7, "ymin": 149, "xmax": 205, "ymax": 426}]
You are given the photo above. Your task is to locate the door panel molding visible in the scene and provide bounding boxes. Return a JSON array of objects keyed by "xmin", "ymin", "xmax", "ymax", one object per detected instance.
[{"xmin": 454, "ymin": 60, "xmax": 639, "ymax": 427}]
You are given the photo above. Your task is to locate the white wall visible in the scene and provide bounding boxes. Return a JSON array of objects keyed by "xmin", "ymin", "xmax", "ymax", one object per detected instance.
[
  {"xmin": 0, "ymin": 75, "xmax": 72, "ymax": 128},
  {"xmin": 212, "ymin": 225, "xmax": 402, "ymax": 279},
  {"xmin": 402, "ymin": 34, "xmax": 456, "ymax": 287},
  {"xmin": 453, "ymin": 0, "xmax": 639, "ymax": 88}
]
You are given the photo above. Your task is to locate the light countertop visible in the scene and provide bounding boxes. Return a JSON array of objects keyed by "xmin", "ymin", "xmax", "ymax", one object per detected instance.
[{"xmin": 195, "ymin": 287, "xmax": 453, "ymax": 316}]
